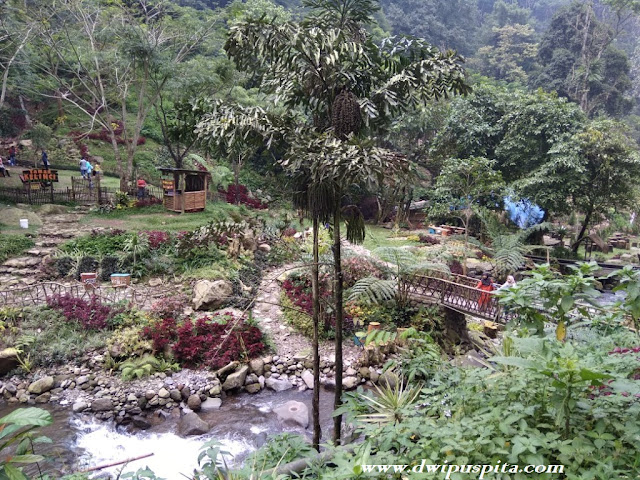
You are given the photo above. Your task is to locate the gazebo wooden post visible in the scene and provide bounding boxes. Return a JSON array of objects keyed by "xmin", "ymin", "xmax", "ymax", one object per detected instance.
[
  {"xmin": 173, "ymin": 171, "xmax": 179, "ymax": 212},
  {"xmin": 180, "ymin": 172, "xmax": 185, "ymax": 214},
  {"xmin": 203, "ymin": 174, "xmax": 208, "ymax": 203}
]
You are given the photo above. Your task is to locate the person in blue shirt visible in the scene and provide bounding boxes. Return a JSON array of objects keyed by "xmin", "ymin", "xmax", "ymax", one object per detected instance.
[{"xmin": 41, "ymin": 149, "xmax": 49, "ymax": 169}]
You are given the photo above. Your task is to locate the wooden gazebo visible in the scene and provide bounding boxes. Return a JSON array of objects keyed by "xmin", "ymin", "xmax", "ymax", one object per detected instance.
[{"xmin": 158, "ymin": 168, "xmax": 209, "ymax": 213}]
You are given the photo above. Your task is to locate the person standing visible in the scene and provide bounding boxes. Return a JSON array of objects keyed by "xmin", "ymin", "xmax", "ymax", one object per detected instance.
[
  {"xmin": 41, "ymin": 149, "xmax": 49, "ymax": 169},
  {"xmin": 137, "ymin": 177, "xmax": 147, "ymax": 199},
  {"xmin": 86, "ymin": 160, "xmax": 94, "ymax": 188},
  {"xmin": 476, "ymin": 273, "xmax": 495, "ymax": 311},
  {"xmin": 8, "ymin": 145, "xmax": 16, "ymax": 166},
  {"xmin": 94, "ymin": 162, "xmax": 102, "ymax": 178},
  {"xmin": 79, "ymin": 156, "xmax": 88, "ymax": 178},
  {"xmin": 0, "ymin": 156, "xmax": 9, "ymax": 177}
]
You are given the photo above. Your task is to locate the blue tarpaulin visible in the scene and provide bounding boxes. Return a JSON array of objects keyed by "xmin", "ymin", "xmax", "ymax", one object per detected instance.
[{"xmin": 504, "ymin": 196, "xmax": 545, "ymax": 229}]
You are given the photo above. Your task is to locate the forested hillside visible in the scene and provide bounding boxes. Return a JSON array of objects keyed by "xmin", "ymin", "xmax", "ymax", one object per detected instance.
[{"xmin": 1, "ymin": 0, "xmax": 640, "ymax": 241}]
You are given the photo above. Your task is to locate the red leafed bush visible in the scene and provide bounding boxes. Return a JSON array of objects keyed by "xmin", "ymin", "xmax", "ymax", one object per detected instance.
[
  {"xmin": 143, "ymin": 230, "xmax": 172, "ymax": 250},
  {"xmin": 221, "ymin": 184, "xmax": 267, "ymax": 209},
  {"xmin": 143, "ymin": 317, "xmax": 179, "ymax": 352},
  {"xmin": 171, "ymin": 314, "xmax": 265, "ymax": 369},
  {"xmin": 47, "ymin": 294, "xmax": 113, "ymax": 330},
  {"xmin": 150, "ymin": 294, "xmax": 190, "ymax": 320},
  {"xmin": 341, "ymin": 256, "xmax": 384, "ymax": 289}
]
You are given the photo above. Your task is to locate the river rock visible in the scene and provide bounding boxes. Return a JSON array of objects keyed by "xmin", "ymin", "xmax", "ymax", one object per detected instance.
[
  {"xmin": 91, "ymin": 398, "xmax": 114, "ymax": 412},
  {"xmin": 170, "ymin": 389, "xmax": 182, "ymax": 402},
  {"xmin": 187, "ymin": 394, "xmax": 202, "ymax": 411},
  {"xmin": 209, "ymin": 385, "xmax": 221, "ymax": 396},
  {"xmin": 222, "ymin": 365, "xmax": 248, "ymax": 391},
  {"xmin": 158, "ymin": 388, "xmax": 170, "ymax": 399},
  {"xmin": 181, "ymin": 386, "xmax": 191, "ymax": 399},
  {"xmin": 0, "ymin": 348, "xmax": 19, "ymax": 376},
  {"xmin": 200, "ymin": 397, "xmax": 222, "ymax": 412},
  {"xmin": 343, "ymin": 376, "xmax": 359, "ymax": 390},
  {"xmin": 273, "ymin": 401, "xmax": 309, "ymax": 428},
  {"xmin": 245, "ymin": 383, "xmax": 261, "ymax": 394},
  {"xmin": 28, "ymin": 376, "xmax": 54, "ymax": 394},
  {"xmin": 72, "ymin": 400, "xmax": 89, "ymax": 413},
  {"xmin": 193, "ymin": 279, "xmax": 233, "ymax": 310},
  {"xmin": 249, "ymin": 358, "xmax": 265, "ymax": 376},
  {"xmin": 179, "ymin": 413, "xmax": 210, "ymax": 436},
  {"xmin": 359, "ymin": 367, "xmax": 371, "ymax": 379},
  {"xmin": 301, "ymin": 370, "xmax": 314, "ymax": 389},
  {"xmin": 378, "ymin": 371, "xmax": 398, "ymax": 389},
  {"xmin": 265, "ymin": 377, "xmax": 293, "ymax": 392},
  {"xmin": 35, "ymin": 392, "xmax": 51, "ymax": 404},
  {"xmin": 133, "ymin": 416, "xmax": 152, "ymax": 430}
]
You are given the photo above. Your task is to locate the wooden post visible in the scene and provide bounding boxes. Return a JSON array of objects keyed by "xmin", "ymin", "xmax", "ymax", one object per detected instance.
[
  {"xmin": 50, "ymin": 182, "xmax": 54, "ymax": 204},
  {"xmin": 180, "ymin": 173, "xmax": 185, "ymax": 214},
  {"xmin": 203, "ymin": 174, "xmax": 208, "ymax": 206},
  {"xmin": 71, "ymin": 177, "xmax": 76, "ymax": 202},
  {"xmin": 26, "ymin": 180, "xmax": 31, "ymax": 204},
  {"xmin": 97, "ymin": 177, "xmax": 102, "ymax": 205}
]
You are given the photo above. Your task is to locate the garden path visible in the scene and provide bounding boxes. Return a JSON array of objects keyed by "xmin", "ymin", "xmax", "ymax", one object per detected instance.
[
  {"xmin": 251, "ymin": 262, "xmax": 361, "ymax": 364},
  {"xmin": 0, "ymin": 206, "xmax": 99, "ymax": 288}
]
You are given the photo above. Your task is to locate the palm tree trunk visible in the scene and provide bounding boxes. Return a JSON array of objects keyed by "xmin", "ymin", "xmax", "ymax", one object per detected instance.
[
  {"xmin": 332, "ymin": 196, "xmax": 344, "ymax": 444},
  {"xmin": 311, "ymin": 216, "xmax": 321, "ymax": 450}
]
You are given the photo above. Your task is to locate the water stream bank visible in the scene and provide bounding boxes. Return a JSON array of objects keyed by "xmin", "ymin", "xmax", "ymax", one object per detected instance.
[{"xmin": 0, "ymin": 388, "xmax": 338, "ymax": 478}]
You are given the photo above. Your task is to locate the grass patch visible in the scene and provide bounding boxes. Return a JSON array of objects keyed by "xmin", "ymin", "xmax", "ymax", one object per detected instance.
[
  {"xmin": 83, "ymin": 201, "xmax": 257, "ymax": 233},
  {"xmin": 362, "ymin": 225, "xmax": 422, "ymax": 251},
  {"xmin": 0, "ymin": 234, "xmax": 35, "ymax": 263}
]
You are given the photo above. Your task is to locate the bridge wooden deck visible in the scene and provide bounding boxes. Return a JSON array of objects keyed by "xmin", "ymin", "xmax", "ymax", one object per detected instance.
[{"xmin": 405, "ymin": 271, "xmax": 510, "ymax": 323}]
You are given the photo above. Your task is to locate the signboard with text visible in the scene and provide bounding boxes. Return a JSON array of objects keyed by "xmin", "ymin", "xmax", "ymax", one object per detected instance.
[
  {"xmin": 162, "ymin": 179, "xmax": 175, "ymax": 191},
  {"xmin": 22, "ymin": 169, "xmax": 59, "ymax": 182}
]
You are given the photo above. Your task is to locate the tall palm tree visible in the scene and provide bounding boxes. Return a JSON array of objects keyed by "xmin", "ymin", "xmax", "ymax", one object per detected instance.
[{"xmin": 198, "ymin": 0, "xmax": 470, "ymax": 445}]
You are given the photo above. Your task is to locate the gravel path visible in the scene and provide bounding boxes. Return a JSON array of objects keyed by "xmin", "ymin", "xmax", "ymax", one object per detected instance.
[{"xmin": 251, "ymin": 262, "xmax": 360, "ymax": 363}]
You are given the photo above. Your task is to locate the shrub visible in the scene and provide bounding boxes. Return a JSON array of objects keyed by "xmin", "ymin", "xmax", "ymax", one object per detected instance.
[
  {"xmin": 100, "ymin": 255, "xmax": 120, "ymax": 281},
  {"xmin": 47, "ymin": 294, "xmax": 114, "ymax": 330},
  {"xmin": 171, "ymin": 313, "xmax": 265, "ymax": 369},
  {"xmin": 61, "ymin": 232, "xmax": 128, "ymax": 256},
  {"xmin": 143, "ymin": 230, "xmax": 172, "ymax": 250},
  {"xmin": 75, "ymin": 256, "xmax": 99, "ymax": 280},
  {"xmin": 448, "ymin": 259, "xmax": 464, "ymax": 275},
  {"xmin": 418, "ymin": 234, "xmax": 440, "ymax": 245},
  {"xmin": 342, "ymin": 256, "xmax": 385, "ymax": 289},
  {"xmin": 107, "ymin": 326, "xmax": 153, "ymax": 358},
  {"xmin": 150, "ymin": 294, "xmax": 190, "ymax": 321},
  {"xmin": 0, "ymin": 235, "xmax": 35, "ymax": 263},
  {"xmin": 221, "ymin": 184, "xmax": 267, "ymax": 209},
  {"xmin": 54, "ymin": 256, "xmax": 76, "ymax": 278},
  {"xmin": 143, "ymin": 317, "xmax": 179, "ymax": 352}
]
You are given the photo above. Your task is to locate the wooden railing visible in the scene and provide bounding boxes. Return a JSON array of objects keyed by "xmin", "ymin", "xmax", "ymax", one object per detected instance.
[
  {"xmin": 404, "ymin": 272, "xmax": 511, "ymax": 322},
  {"xmin": 0, "ymin": 282, "xmax": 175, "ymax": 309}
]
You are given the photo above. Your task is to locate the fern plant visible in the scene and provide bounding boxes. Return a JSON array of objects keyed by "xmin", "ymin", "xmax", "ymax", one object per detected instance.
[{"xmin": 347, "ymin": 247, "xmax": 450, "ymax": 308}]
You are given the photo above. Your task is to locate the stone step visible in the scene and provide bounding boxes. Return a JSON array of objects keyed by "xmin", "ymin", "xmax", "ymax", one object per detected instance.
[
  {"xmin": 26, "ymin": 248, "xmax": 56, "ymax": 257},
  {"xmin": 35, "ymin": 240, "xmax": 62, "ymax": 248},
  {"xmin": 2, "ymin": 257, "xmax": 42, "ymax": 268}
]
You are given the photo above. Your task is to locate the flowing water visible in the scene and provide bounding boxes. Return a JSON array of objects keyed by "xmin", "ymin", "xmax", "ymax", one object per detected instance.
[{"xmin": 0, "ymin": 388, "xmax": 338, "ymax": 479}]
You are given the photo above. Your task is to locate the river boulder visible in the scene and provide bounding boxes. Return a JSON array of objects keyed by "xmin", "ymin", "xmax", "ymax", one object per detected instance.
[
  {"xmin": 193, "ymin": 280, "xmax": 233, "ymax": 310},
  {"xmin": 265, "ymin": 377, "xmax": 293, "ymax": 392},
  {"xmin": 187, "ymin": 394, "xmax": 202, "ymax": 411},
  {"xmin": 222, "ymin": 365, "xmax": 249, "ymax": 391},
  {"xmin": 273, "ymin": 401, "xmax": 309, "ymax": 428},
  {"xmin": 28, "ymin": 376, "xmax": 54, "ymax": 394},
  {"xmin": 0, "ymin": 348, "xmax": 19, "ymax": 376},
  {"xmin": 179, "ymin": 412, "xmax": 210, "ymax": 436}
]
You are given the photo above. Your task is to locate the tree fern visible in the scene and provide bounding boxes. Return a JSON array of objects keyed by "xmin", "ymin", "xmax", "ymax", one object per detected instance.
[
  {"xmin": 119, "ymin": 355, "xmax": 161, "ymax": 381},
  {"xmin": 347, "ymin": 277, "xmax": 396, "ymax": 305}
]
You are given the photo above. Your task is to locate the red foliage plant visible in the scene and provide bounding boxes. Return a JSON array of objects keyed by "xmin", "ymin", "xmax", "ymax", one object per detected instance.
[
  {"xmin": 143, "ymin": 230, "xmax": 172, "ymax": 250},
  {"xmin": 47, "ymin": 294, "xmax": 113, "ymax": 330},
  {"xmin": 142, "ymin": 312, "xmax": 265, "ymax": 369},
  {"xmin": 220, "ymin": 184, "xmax": 267, "ymax": 209}
]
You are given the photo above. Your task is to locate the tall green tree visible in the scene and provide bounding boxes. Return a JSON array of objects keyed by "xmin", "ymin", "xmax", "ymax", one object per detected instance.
[
  {"xmin": 29, "ymin": 0, "xmax": 218, "ymax": 190},
  {"xmin": 534, "ymin": 0, "xmax": 636, "ymax": 116},
  {"xmin": 428, "ymin": 156, "xmax": 505, "ymax": 273},
  {"xmin": 199, "ymin": 0, "xmax": 469, "ymax": 446}
]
